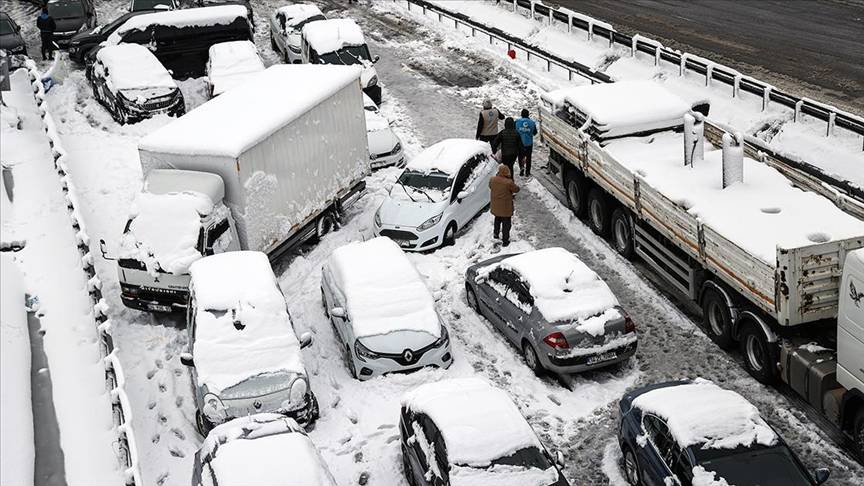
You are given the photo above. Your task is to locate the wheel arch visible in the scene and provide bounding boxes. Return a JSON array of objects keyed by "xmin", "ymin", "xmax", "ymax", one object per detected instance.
[
  {"xmin": 733, "ymin": 309, "xmax": 778, "ymax": 344},
  {"xmin": 699, "ymin": 280, "xmax": 740, "ymax": 323},
  {"xmin": 840, "ymin": 389, "xmax": 864, "ymax": 434}
]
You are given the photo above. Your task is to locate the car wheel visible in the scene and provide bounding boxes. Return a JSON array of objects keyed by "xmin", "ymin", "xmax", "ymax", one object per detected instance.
[
  {"xmin": 443, "ymin": 222, "xmax": 457, "ymax": 247},
  {"xmin": 270, "ymin": 34, "xmax": 277, "ymax": 51},
  {"xmin": 564, "ymin": 170, "xmax": 587, "ymax": 218},
  {"xmin": 587, "ymin": 188, "xmax": 611, "ymax": 236},
  {"xmin": 701, "ymin": 287, "xmax": 734, "ymax": 349},
  {"xmin": 321, "ymin": 287, "xmax": 329, "ymax": 318},
  {"xmin": 401, "ymin": 444, "xmax": 417, "ymax": 486},
  {"xmin": 195, "ymin": 410, "xmax": 213, "ymax": 437},
  {"xmin": 307, "ymin": 393, "xmax": 320, "ymax": 423},
  {"xmin": 854, "ymin": 409, "xmax": 864, "ymax": 463},
  {"xmin": 611, "ymin": 208, "xmax": 635, "ymax": 259},
  {"xmin": 346, "ymin": 345, "xmax": 358, "ymax": 379},
  {"xmin": 522, "ymin": 341, "xmax": 544, "ymax": 376},
  {"xmin": 465, "ymin": 284, "xmax": 479, "ymax": 312},
  {"xmin": 739, "ymin": 322, "xmax": 778, "ymax": 384},
  {"xmin": 622, "ymin": 446, "xmax": 642, "ymax": 486}
]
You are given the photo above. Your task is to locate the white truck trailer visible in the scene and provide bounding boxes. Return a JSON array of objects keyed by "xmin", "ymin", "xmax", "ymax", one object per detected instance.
[
  {"xmin": 109, "ymin": 64, "xmax": 369, "ymax": 312},
  {"xmin": 539, "ymin": 80, "xmax": 864, "ymax": 459}
]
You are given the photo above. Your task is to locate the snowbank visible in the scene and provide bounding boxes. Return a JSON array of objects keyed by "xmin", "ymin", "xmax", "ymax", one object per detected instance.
[
  {"xmin": 207, "ymin": 41, "xmax": 265, "ymax": 97},
  {"xmin": 107, "ymin": 5, "xmax": 248, "ymax": 44},
  {"xmin": 407, "ymin": 138, "xmax": 491, "ymax": 176},
  {"xmin": 631, "ymin": 379, "xmax": 778, "ymax": 449},
  {"xmin": 277, "ymin": 4, "xmax": 325, "ymax": 28},
  {"xmin": 302, "ymin": 19, "xmax": 366, "ymax": 54},
  {"xmin": 96, "ymin": 44, "xmax": 176, "ymax": 92},
  {"xmin": 327, "ymin": 237, "xmax": 441, "ymax": 339}
]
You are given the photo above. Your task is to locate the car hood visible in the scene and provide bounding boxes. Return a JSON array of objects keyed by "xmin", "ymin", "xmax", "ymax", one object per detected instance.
[
  {"xmin": 359, "ymin": 329, "xmax": 438, "ymax": 354},
  {"xmin": 378, "ymin": 196, "xmax": 447, "ymax": 228},
  {"xmin": 54, "ymin": 17, "xmax": 86, "ymax": 34},
  {"xmin": 70, "ymin": 27, "xmax": 102, "ymax": 45},
  {"xmin": 119, "ymin": 87, "xmax": 176, "ymax": 104},
  {"xmin": 367, "ymin": 124, "xmax": 399, "ymax": 156}
]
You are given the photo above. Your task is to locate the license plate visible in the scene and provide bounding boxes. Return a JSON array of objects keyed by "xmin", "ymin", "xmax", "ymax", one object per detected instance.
[
  {"xmin": 148, "ymin": 304, "xmax": 172, "ymax": 313},
  {"xmin": 587, "ymin": 352, "xmax": 616, "ymax": 365},
  {"xmin": 394, "ymin": 240, "xmax": 412, "ymax": 248}
]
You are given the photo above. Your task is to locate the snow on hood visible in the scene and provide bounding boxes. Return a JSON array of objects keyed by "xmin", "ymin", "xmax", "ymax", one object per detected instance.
[
  {"xmin": 378, "ymin": 196, "xmax": 446, "ymax": 228},
  {"xmin": 402, "ymin": 378, "xmax": 542, "ymax": 467},
  {"xmin": 327, "ymin": 237, "xmax": 440, "ymax": 339},
  {"xmin": 118, "ymin": 191, "xmax": 214, "ymax": 275},
  {"xmin": 365, "ymin": 112, "xmax": 399, "ymax": 155},
  {"xmin": 208, "ymin": 41, "xmax": 265, "ymax": 96},
  {"xmin": 107, "ymin": 5, "xmax": 248, "ymax": 45},
  {"xmin": 96, "ymin": 44, "xmax": 177, "ymax": 92},
  {"xmin": 190, "ymin": 252, "xmax": 305, "ymax": 394},
  {"xmin": 477, "ymin": 248, "xmax": 618, "ymax": 323},
  {"xmin": 631, "ymin": 379, "xmax": 778, "ymax": 450},
  {"xmin": 277, "ymin": 4, "xmax": 324, "ymax": 28},
  {"xmin": 302, "ymin": 18, "xmax": 365, "ymax": 54},
  {"xmin": 449, "ymin": 464, "xmax": 560, "ymax": 486},
  {"xmin": 407, "ymin": 138, "xmax": 492, "ymax": 176}
]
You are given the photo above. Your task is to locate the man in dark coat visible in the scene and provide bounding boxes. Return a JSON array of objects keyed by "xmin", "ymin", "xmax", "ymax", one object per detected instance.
[
  {"xmin": 36, "ymin": 7, "xmax": 56, "ymax": 61},
  {"xmin": 489, "ymin": 164, "xmax": 520, "ymax": 247},
  {"xmin": 491, "ymin": 117, "xmax": 523, "ymax": 179},
  {"xmin": 475, "ymin": 99, "xmax": 504, "ymax": 144}
]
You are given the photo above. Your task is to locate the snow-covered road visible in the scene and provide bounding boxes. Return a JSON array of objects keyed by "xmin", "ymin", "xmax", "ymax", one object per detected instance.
[{"xmin": 9, "ymin": 0, "xmax": 864, "ymax": 484}]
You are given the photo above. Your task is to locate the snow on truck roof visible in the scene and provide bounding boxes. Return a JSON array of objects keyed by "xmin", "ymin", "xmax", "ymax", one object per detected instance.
[
  {"xmin": 138, "ymin": 64, "xmax": 363, "ymax": 158},
  {"xmin": 478, "ymin": 248, "xmax": 619, "ymax": 324},
  {"xmin": 407, "ymin": 139, "xmax": 492, "ymax": 176},
  {"xmin": 189, "ymin": 251, "xmax": 304, "ymax": 394},
  {"xmin": 96, "ymin": 44, "xmax": 176, "ymax": 92},
  {"xmin": 277, "ymin": 4, "xmax": 324, "ymax": 26},
  {"xmin": 402, "ymin": 378, "xmax": 542, "ymax": 467},
  {"xmin": 631, "ymin": 379, "xmax": 778, "ymax": 450},
  {"xmin": 327, "ymin": 237, "xmax": 441, "ymax": 339},
  {"xmin": 302, "ymin": 18, "xmax": 365, "ymax": 54},
  {"xmin": 108, "ymin": 5, "xmax": 248, "ymax": 44}
]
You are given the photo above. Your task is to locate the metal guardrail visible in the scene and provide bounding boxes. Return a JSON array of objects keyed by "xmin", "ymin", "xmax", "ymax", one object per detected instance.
[{"xmin": 23, "ymin": 59, "xmax": 142, "ymax": 486}]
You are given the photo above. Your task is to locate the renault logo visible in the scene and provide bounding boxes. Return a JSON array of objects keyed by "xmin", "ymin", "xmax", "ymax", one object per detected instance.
[
  {"xmin": 253, "ymin": 400, "xmax": 262, "ymax": 409},
  {"xmin": 402, "ymin": 349, "xmax": 414, "ymax": 362}
]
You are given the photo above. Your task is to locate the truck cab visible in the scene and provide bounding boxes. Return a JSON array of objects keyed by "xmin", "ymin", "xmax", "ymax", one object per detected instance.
[
  {"xmin": 115, "ymin": 170, "xmax": 240, "ymax": 312},
  {"xmin": 838, "ymin": 249, "xmax": 864, "ymax": 457}
]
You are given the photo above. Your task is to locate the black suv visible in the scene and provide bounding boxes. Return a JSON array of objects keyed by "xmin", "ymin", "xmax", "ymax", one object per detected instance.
[
  {"xmin": 0, "ymin": 12, "xmax": 26, "ymax": 56},
  {"xmin": 47, "ymin": 0, "xmax": 97, "ymax": 47},
  {"xmin": 68, "ymin": 10, "xmax": 155, "ymax": 63}
]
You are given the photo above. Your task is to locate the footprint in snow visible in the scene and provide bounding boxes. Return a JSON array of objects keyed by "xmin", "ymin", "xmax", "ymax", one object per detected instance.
[
  {"xmin": 169, "ymin": 447, "xmax": 185, "ymax": 458},
  {"xmin": 155, "ymin": 359, "xmax": 163, "ymax": 369},
  {"xmin": 354, "ymin": 451, "xmax": 364, "ymax": 463},
  {"xmin": 331, "ymin": 396, "xmax": 341, "ymax": 408},
  {"xmin": 175, "ymin": 396, "xmax": 183, "ymax": 408},
  {"xmin": 386, "ymin": 434, "xmax": 401, "ymax": 444},
  {"xmin": 147, "ymin": 401, "xmax": 157, "ymax": 410},
  {"xmin": 151, "ymin": 434, "xmax": 160, "ymax": 444},
  {"xmin": 155, "ymin": 472, "xmax": 169, "ymax": 486},
  {"xmin": 146, "ymin": 369, "xmax": 157, "ymax": 380},
  {"xmin": 158, "ymin": 383, "xmax": 167, "ymax": 393},
  {"xmin": 171, "ymin": 428, "xmax": 185, "ymax": 440},
  {"xmin": 157, "ymin": 413, "xmax": 168, "ymax": 425}
]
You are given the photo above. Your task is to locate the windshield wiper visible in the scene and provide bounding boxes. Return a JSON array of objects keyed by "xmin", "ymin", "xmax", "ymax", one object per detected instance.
[
  {"xmin": 398, "ymin": 181, "xmax": 416, "ymax": 202},
  {"xmin": 411, "ymin": 186, "xmax": 436, "ymax": 203}
]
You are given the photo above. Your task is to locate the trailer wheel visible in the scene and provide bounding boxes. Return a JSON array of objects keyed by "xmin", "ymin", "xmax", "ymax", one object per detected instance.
[
  {"xmin": 739, "ymin": 322, "xmax": 778, "ymax": 384},
  {"xmin": 588, "ymin": 188, "xmax": 611, "ymax": 237},
  {"xmin": 611, "ymin": 208, "xmax": 635, "ymax": 259},
  {"xmin": 564, "ymin": 170, "xmax": 587, "ymax": 218},
  {"xmin": 701, "ymin": 288, "xmax": 734, "ymax": 349},
  {"xmin": 314, "ymin": 211, "xmax": 337, "ymax": 241}
]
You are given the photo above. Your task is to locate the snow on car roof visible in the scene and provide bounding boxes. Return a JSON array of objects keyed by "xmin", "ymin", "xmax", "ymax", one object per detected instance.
[
  {"xmin": 478, "ymin": 248, "xmax": 619, "ymax": 323},
  {"xmin": 277, "ymin": 4, "xmax": 324, "ymax": 27},
  {"xmin": 95, "ymin": 44, "xmax": 176, "ymax": 92},
  {"xmin": 631, "ymin": 379, "xmax": 778, "ymax": 450},
  {"xmin": 108, "ymin": 5, "xmax": 248, "ymax": 44},
  {"xmin": 208, "ymin": 41, "xmax": 265, "ymax": 96},
  {"xmin": 327, "ymin": 237, "xmax": 440, "ymax": 339},
  {"xmin": 402, "ymin": 378, "xmax": 542, "ymax": 467},
  {"xmin": 138, "ymin": 64, "xmax": 362, "ymax": 158},
  {"xmin": 302, "ymin": 18, "xmax": 365, "ymax": 54},
  {"xmin": 145, "ymin": 169, "xmax": 225, "ymax": 203},
  {"xmin": 364, "ymin": 110, "xmax": 390, "ymax": 132},
  {"xmin": 118, "ymin": 190, "xmax": 214, "ymax": 275},
  {"xmin": 406, "ymin": 139, "xmax": 491, "ymax": 176},
  {"xmin": 189, "ymin": 251, "xmax": 305, "ymax": 394}
]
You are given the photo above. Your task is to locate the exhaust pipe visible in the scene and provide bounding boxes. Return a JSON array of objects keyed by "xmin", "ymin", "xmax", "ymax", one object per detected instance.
[{"xmin": 722, "ymin": 132, "xmax": 744, "ymax": 188}]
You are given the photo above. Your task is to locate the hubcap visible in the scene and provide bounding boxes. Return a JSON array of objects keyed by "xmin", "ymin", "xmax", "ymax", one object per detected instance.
[
  {"xmin": 746, "ymin": 334, "xmax": 764, "ymax": 371},
  {"xmin": 568, "ymin": 181, "xmax": 579, "ymax": 209},
  {"xmin": 708, "ymin": 301, "xmax": 725, "ymax": 336},
  {"xmin": 614, "ymin": 218, "xmax": 629, "ymax": 251},
  {"xmin": 525, "ymin": 346, "xmax": 537, "ymax": 369},
  {"xmin": 590, "ymin": 200, "xmax": 602, "ymax": 228},
  {"xmin": 624, "ymin": 452, "xmax": 638, "ymax": 484}
]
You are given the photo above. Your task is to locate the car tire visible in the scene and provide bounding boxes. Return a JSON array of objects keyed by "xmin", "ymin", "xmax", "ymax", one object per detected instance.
[
  {"xmin": 465, "ymin": 284, "xmax": 480, "ymax": 312},
  {"xmin": 622, "ymin": 446, "xmax": 642, "ymax": 486},
  {"xmin": 443, "ymin": 222, "xmax": 457, "ymax": 247},
  {"xmin": 522, "ymin": 340, "xmax": 544, "ymax": 376},
  {"xmin": 611, "ymin": 208, "xmax": 635, "ymax": 259},
  {"xmin": 307, "ymin": 393, "xmax": 320, "ymax": 423},
  {"xmin": 564, "ymin": 169, "xmax": 587, "ymax": 218},
  {"xmin": 346, "ymin": 345, "xmax": 358, "ymax": 379},
  {"xmin": 314, "ymin": 211, "xmax": 337, "ymax": 241},
  {"xmin": 270, "ymin": 34, "xmax": 277, "ymax": 51},
  {"xmin": 195, "ymin": 410, "xmax": 213, "ymax": 437},
  {"xmin": 854, "ymin": 409, "xmax": 864, "ymax": 463},
  {"xmin": 739, "ymin": 322, "xmax": 778, "ymax": 384},
  {"xmin": 588, "ymin": 188, "xmax": 611, "ymax": 237},
  {"xmin": 321, "ymin": 287, "xmax": 329, "ymax": 318},
  {"xmin": 401, "ymin": 444, "xmax": 417, "ymax": 486},
  {"xmin": 701, "ymin": 287, "xmax": 734, "ymax": 349}
]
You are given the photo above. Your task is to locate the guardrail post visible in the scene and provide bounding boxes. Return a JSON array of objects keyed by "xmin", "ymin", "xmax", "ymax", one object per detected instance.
[
  {"xmin": 608, "ymin": 30, "xmax": 614, "ymax": 48},
  {"xmin": 513, "ymin": 0, "xmax": 517, "ymax": 13},
  {"xmin": 733, "ymin": 74, "xmax": 741, "ymax": 98},
  {"xmin": 631, "ymin": 36, "xmax": 638, "ymax": 57},
  {"xmin": 549, "ymin": 8, "xmax": 554, "ymax": 26},
  {"xmin": 705, "ymin": 64, "xmax": 713, "ymax": 87},
  {"xmin": 794, "ymin": 99, "xmax": 803, "ymax": 122},
  {"xmin": 827, "ymin": 111, "xmax": 836, "ymax": 137},
  {"xmin": 438, "ymin": 12, "xmax": 442, "ymax": 22},
  {"xmin": 547, "ymin": 59, "xmax": 551, "ymax": 71},
  {"xmin": 530, "ymin": 1, "xmax": 535, "ymax": 18},
  {"xmin": 587, "ymin": 21, "xmax": 593, "ymax": 41},
  {"xmin": 568, "ymin": 70, "xmax": 573, "ymax": 81},
  {"xmin": 679, "ymin": 53, "xmax": 687, "ymax": 76},
  {"xmin": 654, "ymin": 46, "xmax": 661, "ymax": 66},
  {"xmin": 567, "ymin": 14, "xmax": 572, "ymax": 33},
  {"xmin": 762, "ymin": 86, "xmax": 771, "ymax": 111}
]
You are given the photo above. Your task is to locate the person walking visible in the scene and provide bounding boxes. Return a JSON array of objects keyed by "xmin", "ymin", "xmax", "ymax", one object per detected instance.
[
  {"xmin": 491, "ymin": 117, "xmax": 523, "ymax": 178},
  {"xmin": 36, "ymin": 7, "xmax": 56, "ymax": 61},
  {"xmin": 515, "ymin": 109, "xmax": 538, "ymax": 177},
  {"xmin": 475, "ymin": 99, "xmax": 504, "ymax": 144},
  {"xmin": 489, "ymin": 164, "xmax": 520, "ymax": 247}
]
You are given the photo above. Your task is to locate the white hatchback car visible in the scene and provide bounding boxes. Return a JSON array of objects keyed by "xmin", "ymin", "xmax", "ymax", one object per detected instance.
[
  {"xmin": 269, "ymin": 4, "xmax": 325, "ymax": 64},
  {"xmin": 364, "ymin": 94, "xmax": 403, "ymax": 169},
  {"xmin": 320, "ymin": 237, "xmax": 453, "ymax": 380},
  {"xmin": 373, "ymin": 139, "xmax": 495, "ymax": 251}
]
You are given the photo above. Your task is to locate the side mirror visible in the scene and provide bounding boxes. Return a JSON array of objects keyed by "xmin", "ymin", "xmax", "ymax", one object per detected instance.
[
  {"xmin": 179, "ymin": 352, "xmax": 194, "ymax": 367},
  {"xmin": 330, "ymin": 307, "xmax": 346, "ymax": 319},
  {"xmin": 372, "ymin": 55, "xmax": 380, "ymax": 64},
  {"xmin": 99, "ymin": 238, "xmax": 116, "ymax": 260},
  {"xmin": 299, "ymin": 332, "xmax": 313, "ymax": 349},
  {"xmin": 456, "ymin": 190, "xmax": 469, "ymax": 202},
  {"xmin": 813, "ymin": 468, "xmax": 830, "ymax": 485},
  {"xmin": 554, "ymin": 451, "xmax": 565, "ymax": 468}
]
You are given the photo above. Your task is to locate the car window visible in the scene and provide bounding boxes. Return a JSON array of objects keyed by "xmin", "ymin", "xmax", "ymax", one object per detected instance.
[
  {"xmin": 276, "ymin": 12, "xmax": 285, "ymax": 30},
  {"xmin": 671, "ymin": 447, "xmax": 691, "ymax": 483},
  {"xmin": 643, "ymin": 414, "xmax": 676, "ymax": 467},
  {"xmin": 205, "ymin": 218, "xmax": 231, "ymax": 255}
]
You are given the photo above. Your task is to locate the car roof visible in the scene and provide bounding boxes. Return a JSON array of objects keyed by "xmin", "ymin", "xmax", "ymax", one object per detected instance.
[
  {"xmin": 95, "ymin": 43, "xmax": 177, "ymax": 91},
  {"xmin": 405, "ymin": 138, "xmax": 491, "ymax": 176},
  {"xmin": 302, "ymin": 18, "xmax": 365, "ymax": 54}
]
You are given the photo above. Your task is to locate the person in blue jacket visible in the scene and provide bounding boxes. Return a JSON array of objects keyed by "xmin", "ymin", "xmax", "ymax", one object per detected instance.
[
  {"xmin": 515, "ymin": 109, "xmax": 538, "ymax": 177},
  {"xmin": 36, "ymin": 7, "xmax": 56, "ymax": 61}
]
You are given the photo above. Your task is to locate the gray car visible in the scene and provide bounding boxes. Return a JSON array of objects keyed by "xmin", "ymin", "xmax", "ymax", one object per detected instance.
[
  {"xmin": 47, "ymin": 0, "xmax": 97, "ymax": 47},
  {"xmin": 0, "ymin": 13, "xmax": 27, "ymax": 56},
  {"xmin": 465, "ymin": 247, "xmax": 637, "ymax": 375}
]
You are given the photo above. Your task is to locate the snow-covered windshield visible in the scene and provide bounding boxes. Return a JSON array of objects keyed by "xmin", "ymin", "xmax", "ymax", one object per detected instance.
[
  {"xmin": 48, "ymin": 1, "xmax": 85, "ymax": 19},
  {"xmin": 0, "ymin": 19, "xmax": 14, "ymax": 35},
  {"xmin": 220, "ymin": 370, "xmax": 291, "ymax": 400},
  {"xmin": 395, "ymin": 170, "xmax": 451, "ymax": 203},
  {"xmin": 693, "ymin": 445, "xmax": 812, "ymax": 486},
  {"xmin": 486, "ymin": 446, "xmax": 553, "ymax": 470},
  {"xmin": 317, "ymin": 45, "xmax": 370, "ymax": 65},
  {"xmin": 290, "ymin": 14, "xmax": 325, "ymax": 31}
]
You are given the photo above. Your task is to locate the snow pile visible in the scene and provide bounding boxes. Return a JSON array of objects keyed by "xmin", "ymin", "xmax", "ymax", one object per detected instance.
[
  {"xmin": 207, "ymin": 41, "xmax": 265, "ymax": 96},
  {"xmin": 407, "ymin": 138, "xmax": 492, "ymax": 176},
  {"xmin": 402, "ymin": 378, "xmax": 543, "ymax": 467},
  {"xmin": 190, "ymin": 251, "xmax": 305, "ymax": 394},
  {"xmin": 327, "ymin": 237, "xmax": 441, "ymax": 339},
  {"xmin": 691, "ymin": 466, "xmax": 732, "ymax": 486},
  {"xmin": 302, "ymin": 18, "xmax": 366, "ymax": 54},
  {"xmin": 107, "ymin": 5, "xmax": 248, "ymax": 44},
  {"xmin": 118, "ymin": 191, "xmax": 213, "ymax": 275},
  {"xmin": 96, "ymin": 44, "xmax": 176, "ymax": 92},
  {"xmin": 478, "ymin": 248, "xmax": 619, "ymax": 323},
  {"xmin": 631, "ymin": 379, "xmax": 778, "ymax": 449},
  {"xmin": 277, "ymin": 4, "xmax": 325, "ymax": 28}
]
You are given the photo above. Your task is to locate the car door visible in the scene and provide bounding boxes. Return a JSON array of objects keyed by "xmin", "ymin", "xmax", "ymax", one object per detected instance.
[
  {"xmin": 406, "ymin": 413, "xmax": 437, "ymax": 486},
  {"xmin": 476, "ymin": 268, "xmax": 512, "ymax": 334},
  {"xmin": 639, "ymin": 414, "xmax": 681, "ymax": 486},
  {"xmin": 464, "ymin": 154, "xmax": 495, "ymax": 217},
  {"xmin": 449, "ymin": 161, "xmax": 474, "ymax": 228},
  {"xmin": 493, "ymin": 269, "xmax": 532, "ymax": 343}
]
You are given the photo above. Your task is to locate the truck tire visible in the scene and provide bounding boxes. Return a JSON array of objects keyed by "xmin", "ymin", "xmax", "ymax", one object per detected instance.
[
  {"xmin": 588, "ymin": 188, "xmax": 611, "ymax": 237},
  {"xmin": 855, "ymin": 409, "xmax": 864, "ymax": 463},
  {"xmin": 739, "ymin": 322, "xmax": 778, "ymax": 384},
  {"xmin": 611, "ymin": 208, "xmax": 635, "ymax": 259},
  {"xmin": 564, "ymin": 170, "xmax": 588, "ymax": 218},
  {"xmin": 701, "ymin": 288, "xmax": 734, "ymax": 349},
  {"xmin": 314, "ymin": 211, "xmax": 337, "ymax": 241}
]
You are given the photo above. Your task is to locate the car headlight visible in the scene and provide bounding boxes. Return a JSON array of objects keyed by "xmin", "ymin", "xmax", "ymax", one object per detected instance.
[
  {"xmin": 374, "ymin": 207, "xmax": 382, "ymax": 227},
  {"xmin": 202, "ymin": 393, "xmax": 228, "ymax": 423},
  {"xmin": 367, "ymin": 75, "xmax": 378, "ymax": 88},
  {"xmin": 281, "ymin": 377, "xmax": 308, "ymax": 411},
  {"xmin": 434, "ymin": 325, "xmax": 449, "ymax": 348},
  {"xmin": 417, "ymin": 213, "xmax": 442, "ymax": 231},
  {"xmin": 392, "ymin": 142, "xmax": 402, "ymax": 154},
  {"xmin": 355, "ymin": 340, "xmax": 379, "ymax": 361}
]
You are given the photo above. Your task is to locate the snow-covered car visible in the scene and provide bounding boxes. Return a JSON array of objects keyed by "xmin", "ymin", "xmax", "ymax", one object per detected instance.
[
  {"xmin": 196, "ymin": 0, "xmax": 254, "ymax": 25},
  {"xmin": 301, "ymin": 18, "xmax": 382, "ymax": 104},
  {"xmin": 206, "ymin": 40, "xmax": 265, "ymax": 97},
  {"xmin": 47, "ymin": 0, "xmax": 97, "ymax": 47},
  {"xmin": 320, "ymin": 237, "xmax": 453, "ymax": 380},
  {"xmin": 618, "ymin": 379, "xmax": 830, "ymax": 486},
  {"xmin": 373, "ymin": 139, "xmax": 495, "ymax": 251},
  {"xmin": 269, "ymin": 4, "xmax": 325, "ymax": 64},
  {"xmin": 465, "ymin": 247, "xmax": 637, "ymax": 375},
  {"xmin": 86, "ymin": 44, "xmax": 185, "ymax": 124},
  {"xmin": 400, "ymin": 378, "xmax": 570, "ymax": 486},
  {"xmin": 365, "ymin": 105, "xmax": 403, "ymax": 169},
  {"xmin": 0, "ymin": 12, "xmax": 27, "ymax": 56},
  {"xmin": 192, "ymin": 414, "xmax": 337, "ymax": 486},
  {"xmin": 180, "ymin": 251, "xmax": 318, "ymax": 433},
  {"xmin": 129, "ymin": 0, "xmax": 177, "ymax": 12}
]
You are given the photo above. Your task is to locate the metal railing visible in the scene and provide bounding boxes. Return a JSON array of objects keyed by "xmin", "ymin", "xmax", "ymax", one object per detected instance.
[{"xmin": 23, "ymin": 58, "xmax": 142, "ymax": 486}]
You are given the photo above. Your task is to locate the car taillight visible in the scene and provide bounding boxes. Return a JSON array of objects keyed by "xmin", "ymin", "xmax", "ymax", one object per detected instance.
[
  {"xmin": 543, "ymin": 332, "xmax": 569, "ymax": 349},
  {"xmin": 624, "ymin": 314, "xmax": 636, "ymax": 333}
]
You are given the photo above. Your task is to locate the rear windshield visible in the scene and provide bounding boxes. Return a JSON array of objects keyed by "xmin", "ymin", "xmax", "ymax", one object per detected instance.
[
  {"xmin": 133, "ymin": 0, "xmax": 174, "ymax": 10},
  {"xmin": 693, "ymin": 445, "xmax": 812, "ymax": 486},
  {"xmin": 315, "ymin": 45, "xmax": 371, "ymax": 65},
  {"xmin": 48, "ymin": 1, "xmax": 85, "ymax": 19},
  {"xmin": 0, "ymin": 19, "xmax": 14, "ymax": 35}
]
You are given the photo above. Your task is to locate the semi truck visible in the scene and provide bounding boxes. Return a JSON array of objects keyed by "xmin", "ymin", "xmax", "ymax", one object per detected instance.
[
  {"xmin": 106, "ymin": 64, "xmax": 370, "ymax": 312},
  {"xmin": 539, "ymin": 80, "xmax": 864, "ymax": 459}
]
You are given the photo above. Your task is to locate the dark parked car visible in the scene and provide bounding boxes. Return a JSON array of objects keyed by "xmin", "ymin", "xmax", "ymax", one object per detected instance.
[
  {"xmin": 196, "ymin": 0, "xmax": 253, "ymax": 25},
  {"xmin": 129, "ymin": 0, "xmax": 178, "ymax": 12},
  {"xmin": 47, "ymin": 0, "xmax": 97, "ymax": 47},
  {"xmin": 86, "ymin": 43, "xmax": 184, "ymax": 124},
  {"xmin": 617, "ymin": 380, "xmax": 831, "ymax": 486},
  {"xmin": 0, "ymin": 12, "xmax": 26, "ymax": 56},
  {"xmin": 67, "ymin": 10, "xmax": 155, "ymax": 63}
]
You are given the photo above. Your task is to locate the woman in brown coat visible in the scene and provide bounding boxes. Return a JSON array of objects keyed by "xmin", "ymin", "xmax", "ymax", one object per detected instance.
[{"xmin": 489, "ymin": 164, "xmax": 520, "ymax": 246}]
